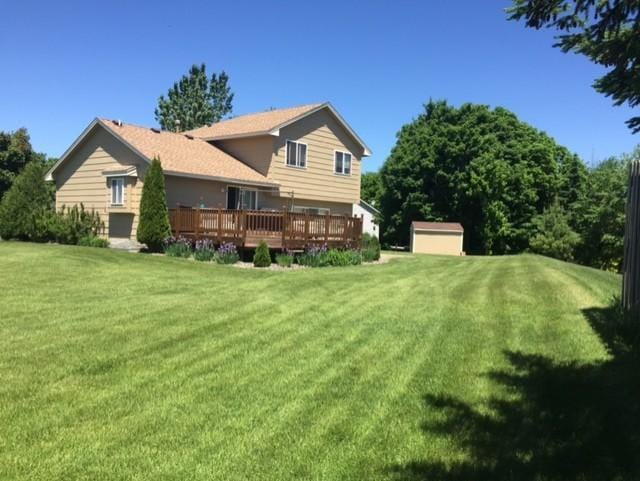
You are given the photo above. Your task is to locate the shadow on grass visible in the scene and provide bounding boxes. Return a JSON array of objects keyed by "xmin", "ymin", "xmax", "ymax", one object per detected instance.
[{"xmin": 390, "ymin": 303, "xmax": 640, "ymax": 481}]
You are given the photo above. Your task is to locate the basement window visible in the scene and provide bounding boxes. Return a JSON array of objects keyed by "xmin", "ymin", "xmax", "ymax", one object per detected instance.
[
  {"xmin": 110, "ymin": 177, "xmax": 125, "ymax": 206},
  {"xmin": 286, "ymin": 140, "xmax": 307, "ymax": 168}
]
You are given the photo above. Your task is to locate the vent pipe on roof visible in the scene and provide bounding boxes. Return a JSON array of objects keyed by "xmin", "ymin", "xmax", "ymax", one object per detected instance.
[{"xmin": 175, "ymin": 119, "xmax": 181, "ymax": 133}]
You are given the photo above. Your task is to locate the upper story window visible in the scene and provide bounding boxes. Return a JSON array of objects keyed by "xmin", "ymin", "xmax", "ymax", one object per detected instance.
[
  {"xmin": 286, "ymin": 140, "xmax": 307, "ymax": 168},
  {"xmin": 110, "ymin": 177, "xmax": 125, "ymax": 206},
  {"xmin": 334, "ymin": 151, "xmax": 352, "ymax": 175}
]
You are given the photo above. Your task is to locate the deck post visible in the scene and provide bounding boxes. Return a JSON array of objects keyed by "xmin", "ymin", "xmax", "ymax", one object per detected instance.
[
  {"xmin": 175, "ymin": 206, "xmax": 181, "ymax": 237},
  {"xmin": 242, "ymin": 210, "xmax": 248, "ymax": 246},
  {"xmin": 194, "ymin": 205, "xmax": 200, "ymax": 239},
  {"xmin": 324, "ymin": 213, "xmax": 330, "ymax": 244},
  {"xmin": 217, "ymin": 208, "xmax": 222, "ymax": 244},
  {"xmin": 343, "ymin": 214, "xmax": 349, "ymax": 244},
  {"xmin": 282, "ymin": 207, "xmax": 287, "ymax": 250},
  {"xmin": 304, "ymin": 212, "xmax": 310, "ymax": 245}
]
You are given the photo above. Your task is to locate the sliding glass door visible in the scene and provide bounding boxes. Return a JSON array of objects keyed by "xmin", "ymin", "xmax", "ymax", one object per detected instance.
[{"xmin": 227, "ymin": 186, "xmax": 258, "ymax": 210}]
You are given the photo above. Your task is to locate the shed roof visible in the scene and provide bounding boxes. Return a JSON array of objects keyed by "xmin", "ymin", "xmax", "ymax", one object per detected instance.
[{"xmin": 411, "ymin": 222, "xmax": 464, "ymax": 233}]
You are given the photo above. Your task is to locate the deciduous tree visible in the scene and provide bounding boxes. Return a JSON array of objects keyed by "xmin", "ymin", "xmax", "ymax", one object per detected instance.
[
  {"xmin": 0, "ymin": 128, "xmax": 45, "ymax": 200},
  {"xmin": 379, "ymin": 100, "xmax": 570, "ymax": 254},
  {"xmin": 360, "ymin": 172, "xmax": 382, "ymax": 206}
]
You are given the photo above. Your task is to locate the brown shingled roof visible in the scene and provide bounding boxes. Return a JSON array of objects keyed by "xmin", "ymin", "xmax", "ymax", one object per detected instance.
[
  {"xmin": 185, "ymin": 103, "xmax": 324, "ymax": 140},
  {"xmin": 412, "ymin": 222, "xmax": 464, "ymax": 232},
  {"xmin": 98, "ymin": 119, "xmax": 275, "ymax": 186}
]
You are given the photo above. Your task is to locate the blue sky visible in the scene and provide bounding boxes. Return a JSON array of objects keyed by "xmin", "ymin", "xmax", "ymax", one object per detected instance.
[{"xmin": 0, "ymin": 0, "xmax": 637, "ymax": 171}]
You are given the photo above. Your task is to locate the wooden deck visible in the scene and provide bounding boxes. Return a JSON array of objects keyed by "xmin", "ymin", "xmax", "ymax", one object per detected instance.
[{"xmin": 169, "ymin": 207, "xmax": 363, "ymax": 249}]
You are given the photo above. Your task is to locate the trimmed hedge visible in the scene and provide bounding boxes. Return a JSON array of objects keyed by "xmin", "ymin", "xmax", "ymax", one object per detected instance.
[{"xmin": 253, "ymin": 240, "xmax": 271, "ymax": 267}]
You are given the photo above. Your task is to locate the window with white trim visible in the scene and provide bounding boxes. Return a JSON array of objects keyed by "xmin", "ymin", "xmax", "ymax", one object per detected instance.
[
  {"xmin": 292, "ymin": 206, "xmax": 330, "ymax": 215},
  {"xmin": 110, "ymin": 177, "xmax": 125, "ymax": 206},
  {"xmin": 334, "ymin": 151, "xmax": 352, "ymax": 175},
  {"xmin": 227, "ymin": 186, "xmax": 258, "ymax": 210},
  {"xmin": 286, "ymin": 140, "xmax": 307, "ymax": 168},
  {"xmin": 239, "ymin": 189, "xmax": 258, "ymax": 210}
]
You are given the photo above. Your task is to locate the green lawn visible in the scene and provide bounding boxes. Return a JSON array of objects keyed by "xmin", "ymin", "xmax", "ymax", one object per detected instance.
[{"xmin": 1, "ymin": 242, "xmax": 636, "ymax": 481}]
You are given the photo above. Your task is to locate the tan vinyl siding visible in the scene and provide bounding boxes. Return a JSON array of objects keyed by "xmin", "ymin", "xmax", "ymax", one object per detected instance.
[
  {"xmin": 410, "ymin": 229, "xmax": 464, "ymax": 256},
  {"xmin": 215, "ymin": 137, "xmax": 273, "ymax": 177},
  {"xmin": 258, "ymin": 193, "xmax": 353, "ymax": 214},
  {"xmin": 164, "ymin": 176, "xmax": 228, "ymax": 209},
  {"xmin": 212, "ymin": 109, "xmax": 363, "ymax": 205},
  {"xmin": 270, "ymin": 109, "xmax": 363, "ymax": 204},
  {"xmin": 54, "ymin": 127, "xmax": 146, "ymax": 239}
]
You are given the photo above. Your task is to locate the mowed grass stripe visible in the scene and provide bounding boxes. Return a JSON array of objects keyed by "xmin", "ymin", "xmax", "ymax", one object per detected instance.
[{"xmin": 0, "ymin": 242, "xmax": 620, "ymax": 481}]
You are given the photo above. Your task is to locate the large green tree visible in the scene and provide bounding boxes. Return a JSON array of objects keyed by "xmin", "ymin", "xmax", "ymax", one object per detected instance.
[
  {"xmin": 360, "ymin": 171, "xmax": 382, "ymax": 206},
  {"xmin": 379, "ymin": 100, "xmax": 578, "ymax": 254},
  {"xmin": 0, "ymin": 160, "xmax": 53, "ymax": 241},
  {"xmin": 137, "ymin": 158, "xmax": 171, "ymax": 252},
  {"xmin": 574, "ymin": 153, "xmax": 630, "ymax": 270},
  {"xmin": 155, "ymin": 64, "xmax": 233, "ymax": 132},
  {"xmin": 558, "ymin": 152, "xmax": 588, "ymax": 224},
  {"xmin": 0, "ymin": 128, "xmax": 45, "ymax": 200},
  {"xmin": 508, "ymin": 0, "xmax": 640, "ymax": 132}
]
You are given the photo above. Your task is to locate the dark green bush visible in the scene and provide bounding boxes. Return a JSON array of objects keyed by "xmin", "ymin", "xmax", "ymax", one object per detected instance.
[
  {"xmin": 275, "ymin": 251, "xmax": 294, "ymax": 267},
  {"xmin": 137, "ymin": 157, "xmax": 171, "ymax": 252},
  {"xmin": 78, "ymin": 235, "xmax": 109, "ymax": 248},
  {"xmin": 51, "ymin": 204, "xmax": 104, "ymax": 245},
  {"xmin": 0, "ymin": 161, "xmax": 54, "ymax": 241},
  {"xmin": 361, "ymin": 233, "xmax": 381, "ymax": 262},
  {"xmin": 325, "ymin": 248, "xmax": 351, "ymax": 266},
  {"xmin": 253, "ymin": 240, "xmax": 271, "ymax": 267},
  {"xmin": 345, "ymin": 249, "xmax": 363, "ymax": 265},
  {"xmin": 325, "ymin": 248, "xmax": 362, "ymax": 266},
  {"xmin": 296, "ymin": 245, "xmax": 362, "ymax": 267}
]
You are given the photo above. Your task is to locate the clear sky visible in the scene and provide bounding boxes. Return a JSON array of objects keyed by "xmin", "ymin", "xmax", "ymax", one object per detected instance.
[{"xmin": 1, "ymin": 0, "xmax": 637, "ymax": 171}]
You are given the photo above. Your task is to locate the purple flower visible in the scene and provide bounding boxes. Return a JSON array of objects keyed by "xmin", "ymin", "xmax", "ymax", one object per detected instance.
[{"xmin": 217, "ymin": 242, "xmax": 237, "ymax": 255}]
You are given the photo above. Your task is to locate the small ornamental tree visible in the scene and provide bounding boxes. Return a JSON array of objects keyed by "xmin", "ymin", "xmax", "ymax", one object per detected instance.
[
  {"xmin": 253, "ymin": 240, "xmax": 271, "ymax": 267},
  {"xmin": 529, "ymin": 201, "xmax": 581, "ymax": 261},
  {"xmin": 0, "ymin": 160, "xmax": 53, "ymax": 241},
  {"xmin": 137, "ymin": 157, "xmax": 171, "ymax": 252}
]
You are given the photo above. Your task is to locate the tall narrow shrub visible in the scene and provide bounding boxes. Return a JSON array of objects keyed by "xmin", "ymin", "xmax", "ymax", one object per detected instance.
[
  {"xmin": 137, "ymin": 157, "xmax": 170, "ymax": 252},
  {"xmin": 253, "ymin": 240, "xmax": 271, "ymax": 267},
  {"xmin": 0, "ymin": 160, "xmax": 53, "ymax": 241}
]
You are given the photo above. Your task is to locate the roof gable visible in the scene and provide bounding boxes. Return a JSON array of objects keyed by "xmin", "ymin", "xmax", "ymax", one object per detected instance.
[
  {"xmin": 46, "ymin": 119, "xmax": 276, "ymax": 187},
  {"xmin": 186, "ymin": 102, "xmax": 372, "ymax": 156},
  {"xmin": 359, "ymin": 199, "xmax": 380, "ymax": 214}
]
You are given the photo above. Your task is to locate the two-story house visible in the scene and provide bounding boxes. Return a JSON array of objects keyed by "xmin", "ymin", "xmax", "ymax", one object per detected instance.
[{"xmin": 45, "ymin": 103, "xmax": 371, "ymax": 244}]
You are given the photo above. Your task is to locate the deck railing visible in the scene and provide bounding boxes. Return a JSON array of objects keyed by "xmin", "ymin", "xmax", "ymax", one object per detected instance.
[{"xmin": 168, "ymin": 207, "xmax": 363, "ymax": 249}]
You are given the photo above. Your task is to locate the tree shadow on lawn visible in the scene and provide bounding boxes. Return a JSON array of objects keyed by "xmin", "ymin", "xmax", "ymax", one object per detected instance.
[{"xmin": 389, "ymin": 304, "xmax": 640, "ymax": 481}]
